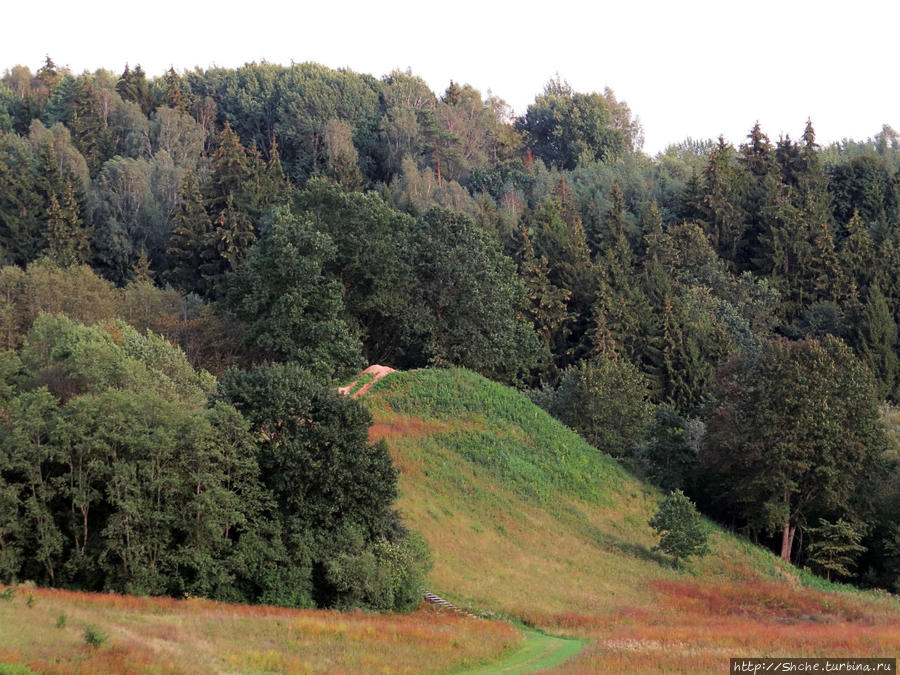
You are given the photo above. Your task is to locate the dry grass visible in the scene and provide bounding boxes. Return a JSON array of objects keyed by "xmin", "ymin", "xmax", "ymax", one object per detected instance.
[{"xmin": 0, "ymin": 585, "xmax": 521, "ymax": 674}]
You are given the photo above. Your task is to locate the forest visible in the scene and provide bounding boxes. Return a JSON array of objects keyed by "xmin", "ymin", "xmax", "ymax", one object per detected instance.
[{"xmin": 0, "ymin": 57, "xmax": 899, "ymax": 604}]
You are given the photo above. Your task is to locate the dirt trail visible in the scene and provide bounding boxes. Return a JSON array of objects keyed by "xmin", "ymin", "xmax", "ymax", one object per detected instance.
[{"xmin": 337, "ymin": 364, "xmax": 396, "ymax": 398}]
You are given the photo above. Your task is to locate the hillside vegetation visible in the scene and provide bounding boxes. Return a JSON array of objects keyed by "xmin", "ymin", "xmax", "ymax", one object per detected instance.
[{"xmin": 364, "ymin": 368, "xmax": 900, "ymax": 672}]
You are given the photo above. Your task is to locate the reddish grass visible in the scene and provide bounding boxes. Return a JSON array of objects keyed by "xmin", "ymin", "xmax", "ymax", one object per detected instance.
[
  {"xmin": 369, "ymin": 415, "xmax": 451, "ymax": 443},
  {"xmin": 525, "ymin": 579, "xmax": 900, "ymax": 673}
]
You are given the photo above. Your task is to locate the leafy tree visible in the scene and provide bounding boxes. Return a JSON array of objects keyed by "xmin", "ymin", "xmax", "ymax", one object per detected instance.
[
  {"xmin": 401, "ymin": 208, "xmax": 541, "ymax": 383},
  {"xmin": 541, "ymin": 353, "xmax": 653, "ymax": 457},
  {"xmin": 648, "ymin": 490, "xmax": 709, "ymax": 564},
  {"xmin": 222, "ymin": 206, "xmax": 363, "ymax": 380},
  {"xmin": 805, "ymin": 518, "xmax": 866, "ymax": 582},
  {"xmin": 639, "ymin": 405, "xmax": 699, "ymax": 492},
  {"xmin": 216, "ymin": 362, "xmax": 425, "ymax": 609},
  {"xmin": 293, "ymin": 179, "xmax": 416, "ymax": 364},
  {"xmin": 517, "ymin": 77, "xmax": 627, "ymax": 170},
  {"xmin": 701, "ymin": 337, "xmax": 887, "ymax": 562}
]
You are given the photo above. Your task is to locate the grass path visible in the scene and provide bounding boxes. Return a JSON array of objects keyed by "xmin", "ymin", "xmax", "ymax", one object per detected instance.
[{"xmin": 458, "ymin": 627, "xmax": 585, "ymax": 674}]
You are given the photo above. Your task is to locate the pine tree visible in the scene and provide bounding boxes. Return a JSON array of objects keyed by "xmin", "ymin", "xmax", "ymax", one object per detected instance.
[
  {"xmin": 513, "ymin": 225, "xmax": 571, "ymax": 376},
  {"xmin": 840, "ymin": 210, "xmax": 875, "ymax": 300},
  {"xmin": 0, "ymin": 138, "xmax": 43, "ymax": 265},
  {"xmin": 738, "ymin": 124, "xmax": 780, "ymax": 270},
  {"xmin": 203, "ymin": 194, "xmax": 256, "ymax": 294},
  {"xmin": 68, "ymin": 78, "xmax": 112, "ymax": 178},
  {"xmin": 697, "ymin": 138, "xmax": 745, "ymax": 263},
  {"xmin": 45, "ymin": 180, "xmax": 90, "ymax": 266},
  {"xmin": 165, "ymin": 169, "xmax": 213, "ymax": 295},
  {"xmin": 209, "ymin": 123, "xmax": 250, "ymax": 212},
  {"xmin": 853, "ymin": 284, "xmax": 899, "ymax": 401}
]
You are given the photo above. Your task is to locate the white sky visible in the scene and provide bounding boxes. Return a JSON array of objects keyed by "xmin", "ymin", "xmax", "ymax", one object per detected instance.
[{"xmin": 3, "ymin": 0, "xmax": 897, "ymax": 155}]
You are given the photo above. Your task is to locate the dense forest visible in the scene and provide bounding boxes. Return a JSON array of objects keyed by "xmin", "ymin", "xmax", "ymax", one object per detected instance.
[{"xmin": 0, "ymin": 57, "xmax": 899, "ymax": 602}]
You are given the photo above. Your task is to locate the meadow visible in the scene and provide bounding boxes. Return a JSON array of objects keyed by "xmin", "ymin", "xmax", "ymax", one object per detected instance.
[{"xmin": 0, "ymin": 585, "xmax": 519, "ymax": 673}]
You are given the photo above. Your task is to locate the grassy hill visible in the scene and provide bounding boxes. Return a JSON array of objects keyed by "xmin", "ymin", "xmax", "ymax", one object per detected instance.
[{"xmin": 364, "ymin": 368, "xmax": 900, "ymax": 673}]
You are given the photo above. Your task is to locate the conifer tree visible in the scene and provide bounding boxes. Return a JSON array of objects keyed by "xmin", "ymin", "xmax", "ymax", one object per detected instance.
[
  {"xmin": 853, "ymin": 284, "xmax": 899, "ymax": 401},
  {"xmin": 213, "ymin": 193, "xmax": 257, "ymax": 271},
  {"xmin": 738, "ymin": 124, "xmax": 780, "ymax": 270},
  {"xmin": 697, "ymin": 138, "xmax": 745, "ymax": 263},
  {"xmin": 45, "ymin": 180, "xmax": 90, "ymax": 266},
  {"xmin": 68, "ymin": 78, "xmax": 112, "ymax": 177},
  {"xmin": 840, "ymin": 210, "xmax": 875, "ymax": 299},
  {"xmin": 513, "ymin": 225, "xmax": 571, "ymax": 375},
  {"xmin": 0, "ymin": 138, "xmax": 43, "ymax": 265},
  {"xmin": 165, "ymin": 169, "xmax": 212, "ymax": 295}
]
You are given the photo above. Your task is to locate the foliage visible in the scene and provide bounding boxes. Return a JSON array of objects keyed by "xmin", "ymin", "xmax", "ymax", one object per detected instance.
[
  {"xmin": 648, "ymin": 490, "xmax": 710, "ymax": 563},
  {"xmin": 401, "ymin": 208, "xmax": 541, "ymax": 384},
  {"xmin": 701, "ymin": 337, "xmax": 888, "ymax": 562},
  {"xmin": 82, "ymin": 624, "xmax": 108, "ymax": 648},
  {"xmin": 222, "ymin": 206, "xmax": 364, "ymax": 381},
  {"xmin": 805, "ymin": 518, "xmax": 866, "ymax": 582},
  {"xmin": 539, "ymin": 354, "xmax": 653, "ymax": 457}
]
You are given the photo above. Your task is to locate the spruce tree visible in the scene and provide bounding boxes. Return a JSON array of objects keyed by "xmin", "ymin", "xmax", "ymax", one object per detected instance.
[
  {"xmin": 165, "ymin": 169, "xmax": 212, "ymax": 295},
  {"xmin": 853, "ymin": 284, "xmax": 899, "ymax": 401},
  {"xmin": 840, "ymin": 210, "xmax": 875, "ymax": 300},
  {"xmin": 45, "ymin": 180, "xmax": 90, "ymax": 266}
]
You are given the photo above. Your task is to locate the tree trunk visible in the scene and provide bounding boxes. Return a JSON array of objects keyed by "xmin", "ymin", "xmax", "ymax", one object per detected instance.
[{"xmin": 780, "ymin": 518, "xmax": 796, "ymax": 562}]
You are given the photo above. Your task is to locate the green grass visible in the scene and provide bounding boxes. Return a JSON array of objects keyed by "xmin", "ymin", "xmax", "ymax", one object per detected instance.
[
  {"xmin": 365, "ymin": 367, "xmax": 900, "ymax": 631},
  {"xmin": 457, "ymin": 627, "xmax": 585, "ymax": 674}
]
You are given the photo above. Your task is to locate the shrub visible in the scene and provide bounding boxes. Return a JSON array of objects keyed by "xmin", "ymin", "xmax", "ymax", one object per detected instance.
[
  {"xmin": 649, "ymin": 490, "xmax": 709, "ymax": 564},
  {"xmin": 83, "ymin": 624, "xmax": 107, "ymax": 648}
]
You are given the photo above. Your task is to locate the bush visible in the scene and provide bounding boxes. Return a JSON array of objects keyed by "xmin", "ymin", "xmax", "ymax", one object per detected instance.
[
  {"xmin": 83, "ymin": 624, "xmax": 107, "ymax": 648},
  {"xmin": 649, "ymin": 490, "xmax": 709, "ymax": 564}
]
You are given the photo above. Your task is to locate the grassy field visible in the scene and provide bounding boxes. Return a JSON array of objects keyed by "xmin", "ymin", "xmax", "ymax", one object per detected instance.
[
  {"xmin": 2, "ymin": 366, "xmax": 897, "ymax": 673},
  {"xmin": 364, "ymin": 368, "xmax": 900, "ymax": 673},
  {"xmin": 0, "ymin": 585, "xmax": 520, "ymax": 673}
]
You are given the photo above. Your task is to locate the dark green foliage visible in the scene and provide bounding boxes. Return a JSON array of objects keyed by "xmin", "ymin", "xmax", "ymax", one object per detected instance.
[
  {"xmin": 517, "ymin": 77, "xmax": 627, "ymax": 170},
  {"xmin": 45, "ymin": 181, "xmax": 91, "ymax": 266},
  {"xmin": 402, "ymin": 208, "xmax": 541, "ymax": 383},
  {"xmin": 223, "ymin": 206, "xmax": 364, "ymax": 380},
  {"xmin": 638, "ymin": 406, "xmax": 699, "ymax": 492},
  {"xmin": 165, "ymin": 169, "xmax": 212, "ymax": 295},
  {"xmin": 216, "ymin": 362, "xmax": 426, "ymax": 609},
  {"xmin": 0, "ymin": 315, "xmax": 423, "ymax": 612},
  {"xmin": 852, "ymin": 285, "xmax": 899, "ymax": 401},
  {"xmin": 649, "ymin": 490, "xmax": 709, "ymax": 564},
  {"xmin": 701, "ymin": 337, "xmax": 887, "ymax": 562},
  {"xmin": 538, "ymin": 354, "xmax": 653, "ymax": 457},
  {"xmin": 293, "ymin": 179, "xmax": 416, "ymax": 364},
  {"xmin": 829, "ymin": 154, "xmax": 898, "ymax": 230}
]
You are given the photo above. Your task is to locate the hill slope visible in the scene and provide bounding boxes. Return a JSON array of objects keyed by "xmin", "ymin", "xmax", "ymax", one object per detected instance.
[{"xmin": 364, "ymin": 368, "xmax": 900, "ymax": 672}]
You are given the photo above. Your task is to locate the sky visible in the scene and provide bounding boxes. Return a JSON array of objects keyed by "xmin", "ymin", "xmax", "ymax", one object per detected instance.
[{"xmin": 3, "ymin": 0, "xmax": 897, "ymax": 156}]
